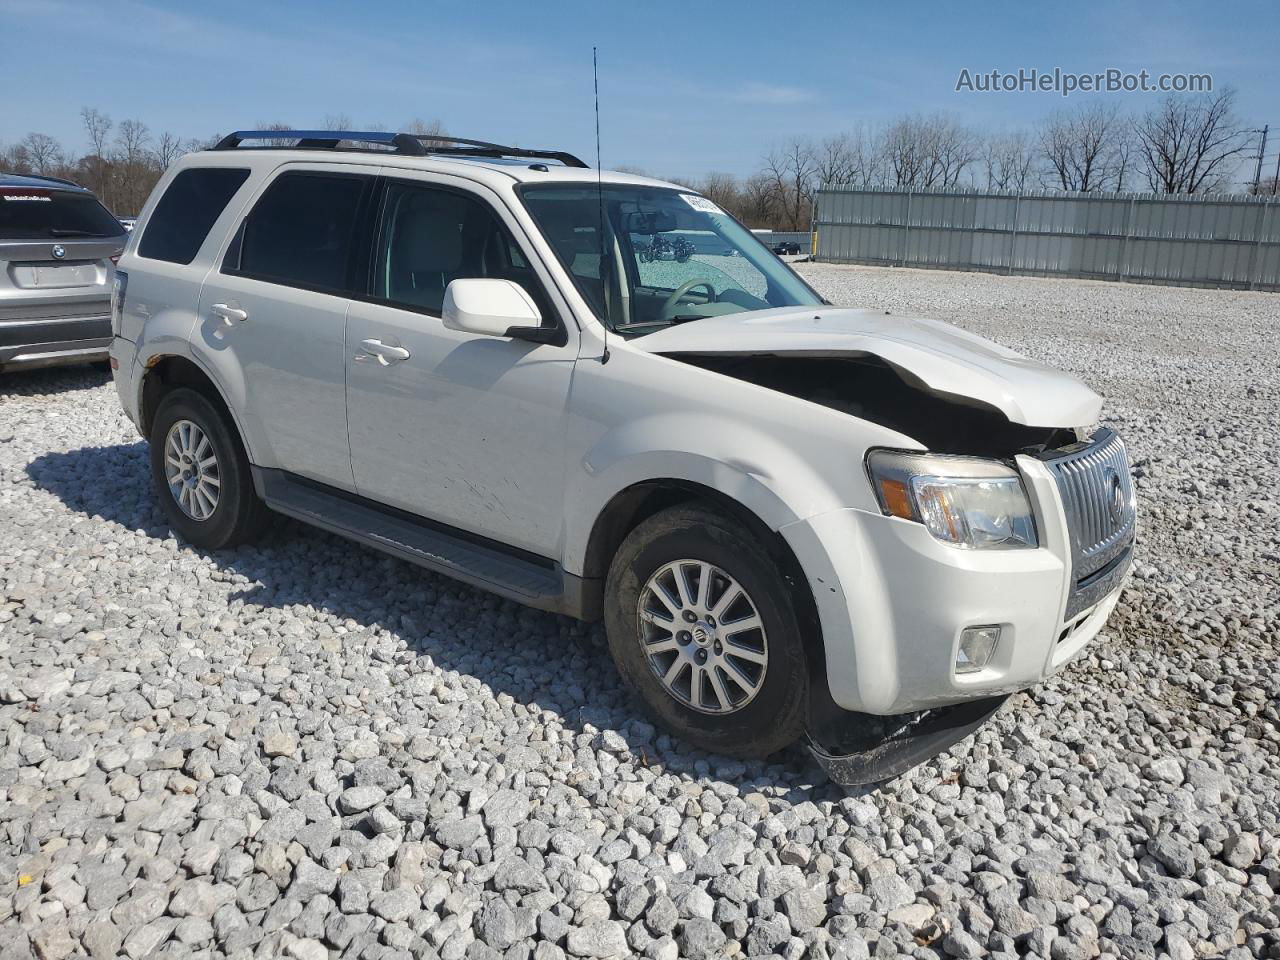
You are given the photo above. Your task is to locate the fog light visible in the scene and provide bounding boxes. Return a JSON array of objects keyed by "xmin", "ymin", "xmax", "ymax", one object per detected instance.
[{"xmin": 957, "ymin": 625, "xmax": 1001, "ymax": 674}]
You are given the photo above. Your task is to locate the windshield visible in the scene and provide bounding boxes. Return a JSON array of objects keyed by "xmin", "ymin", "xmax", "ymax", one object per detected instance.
[
  {"xmin": 0, "ymin": 186, "xmax": 125, "ymax": 240},
  {"xmin": 519, "ymin": 184, "xmax": 822, "ymax": 335}
]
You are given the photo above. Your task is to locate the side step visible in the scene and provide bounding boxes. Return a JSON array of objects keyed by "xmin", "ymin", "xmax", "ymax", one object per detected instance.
[{"xmin": 253, "ymin": 468, "xmax": 593, "ymax": 617}]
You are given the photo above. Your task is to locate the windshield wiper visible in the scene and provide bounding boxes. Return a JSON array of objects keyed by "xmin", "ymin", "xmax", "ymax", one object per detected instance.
[{"xmin": 613, "ymin": 314, "xmax": 711, "ymax": 331}]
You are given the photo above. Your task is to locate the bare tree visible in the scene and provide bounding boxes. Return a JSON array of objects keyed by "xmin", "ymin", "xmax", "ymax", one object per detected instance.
[
  {"xmin": 115, "ymin": 120, "xmax": 151, "ymax": 163},
  {"xmin": 185, "ymin": 133, "xmax": 224, "ymax": 153},
  {"xmin": 1038, "ymin": 102, "xmax": 1129, "ymax": 192},
  {"xmin": 740, "ymin": 172, "xmax": 779, "ymax": 227},
  {"xmin": 20, "ymin": 133, "xmax": 62, "ymax": 175},
  {"xmin": 404, "ymin": 117, "xmax": 447, "ymax": 138},
  {"xmin": 154, "ymin": 131, "xmax": 185, "ymax": 170},
  {"xmin": 882, "ymin": 115, "xmax": 977, "ymax": 189},
  {"xmin": 324, "ymin": 113, "xmax": 353, "ymax": 130},
  {"xmin": 695, "ymin": 171, "xmax": 742, "ymax": 211},
  {"xmin": 813, "ymin": 134, "xmax": 857, "ymax": 189},
  {"xmin": 764, "ymin": 138, "xmax": 817, "ymax": 229},
  {"xmin": 982, "ymin": 131, "xmax": 1036, "ymax": 192},
  {"xmin": 842, "ymin": 126, "xmax": 889, "ymax": 188},
  {"xmin": 113, "ymin": 120, "xmax": 153, "ymax": 214},
  {"xmin": 1136, "ymin": 90, "xmax": 1249, "ymax": 194},
  {"xmin": 80, "ymin": 107, "xmax": 113, "ymax": 201}
]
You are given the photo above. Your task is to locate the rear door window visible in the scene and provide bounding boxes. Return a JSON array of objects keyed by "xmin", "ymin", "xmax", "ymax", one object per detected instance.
[
  {"xmin": 0, "ymin": 187, "xmax": 125, "ymax": 240},
  {"xmin": 138, "ymin": 168, "xmax": 249, "ymax": 264},
  {"xmin": 226, "ymin": 171, "xmax": 371, "ymax": 295}
]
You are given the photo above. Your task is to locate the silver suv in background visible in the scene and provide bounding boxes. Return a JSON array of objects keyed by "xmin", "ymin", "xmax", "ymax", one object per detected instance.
[{"xmin": 0, "ymin": 174, "xmax": 126, "ymax": 372}]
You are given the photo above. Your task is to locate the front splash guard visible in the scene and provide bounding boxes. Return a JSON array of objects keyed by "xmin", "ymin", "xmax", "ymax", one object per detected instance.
[{"xmin": 806, "ymin": 695, "xmax": 1010, "ymax": 786}]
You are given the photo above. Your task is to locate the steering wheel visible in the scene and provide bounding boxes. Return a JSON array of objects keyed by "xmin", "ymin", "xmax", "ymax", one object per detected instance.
[{"xmin": 659, "ymin": 279, "xmax": 717, "ymax": 321}]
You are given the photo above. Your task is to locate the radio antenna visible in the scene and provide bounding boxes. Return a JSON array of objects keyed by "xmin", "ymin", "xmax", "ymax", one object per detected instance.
[{"xmin": 593, "ymin": 46, "xmax": 610, "ymax": 363}]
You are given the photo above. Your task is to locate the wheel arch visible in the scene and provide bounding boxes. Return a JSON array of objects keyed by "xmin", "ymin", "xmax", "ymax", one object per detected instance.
[
  {"xmin": 138, "ymin": 355, "xmax": 252, "ymax": 460},
  {"xmin": 580, "ymin": 479, "xmax": 824, "ymax": 681}
]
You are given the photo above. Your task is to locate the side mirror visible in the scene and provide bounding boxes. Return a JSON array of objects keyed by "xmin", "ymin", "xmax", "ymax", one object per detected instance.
[{"xmin": 442, "ymin": 279, "xmax": 553, "ymax": 343}]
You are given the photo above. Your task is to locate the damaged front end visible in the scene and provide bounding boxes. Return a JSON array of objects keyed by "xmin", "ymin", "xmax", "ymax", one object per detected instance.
[
  {"xmin": 666, "ymin": 353, "xmax": 1080, "ymax": 458},
  {"xmin": 806, "ymin": 693, "xmax": 1011, "ymax": 786}
]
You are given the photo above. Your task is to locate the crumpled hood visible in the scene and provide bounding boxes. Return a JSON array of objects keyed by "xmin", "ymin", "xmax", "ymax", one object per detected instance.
[{"xmin": 631, "ymin": 306, "xmax": 1102, "ymax": 427}]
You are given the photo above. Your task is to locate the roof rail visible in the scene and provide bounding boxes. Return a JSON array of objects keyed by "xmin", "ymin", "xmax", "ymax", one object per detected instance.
[
  {"xmin": 213, "ymin": 130, "xmax": 426, "ymax": 154},
  {"xmin": 211, "ymin": 130, "xmax": 588, "ymax": 168}
]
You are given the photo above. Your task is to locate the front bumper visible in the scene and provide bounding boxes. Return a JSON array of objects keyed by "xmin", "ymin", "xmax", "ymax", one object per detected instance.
[
  {"xmin": 782, "ymin": 450, "xmax": 1132, "ymax": 715},
  {"xmin": 0, "ymin": 314, "xmax": 111, "ymax": 370}
]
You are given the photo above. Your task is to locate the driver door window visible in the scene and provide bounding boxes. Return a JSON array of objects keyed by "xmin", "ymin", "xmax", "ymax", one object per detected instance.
[{"xmin": 373, "ymin": 181, "xmax": 553, "ymax": 322}]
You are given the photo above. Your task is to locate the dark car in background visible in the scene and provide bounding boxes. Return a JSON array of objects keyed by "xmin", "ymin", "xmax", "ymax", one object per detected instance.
[
  {"xmin": 1, "ymin": 174, "xmax": 126, "ymax": 372},
  {"xmin": 773, "ymin": 240, "xmax": 802, "ymax": 255}
]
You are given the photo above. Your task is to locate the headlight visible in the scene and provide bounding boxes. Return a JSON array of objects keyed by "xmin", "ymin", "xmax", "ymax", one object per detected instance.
[{"xmin": 866, "ymin": 450, "xmax": 1038, "ymax": 550}]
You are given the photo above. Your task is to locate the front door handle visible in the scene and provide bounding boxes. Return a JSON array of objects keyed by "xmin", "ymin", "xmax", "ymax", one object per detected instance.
[
  {"xmin": 358, "ymin": 338, "xmax": 411, "ymax": 365},
  {"xmin": 210, "ymin": 302, "xmax": 248, "ymax": 325}
]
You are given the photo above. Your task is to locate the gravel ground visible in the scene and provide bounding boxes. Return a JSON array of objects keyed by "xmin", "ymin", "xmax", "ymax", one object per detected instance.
[{"xmin": 1, "ymin": 264, "xmax": 1277, "ymax": 960}]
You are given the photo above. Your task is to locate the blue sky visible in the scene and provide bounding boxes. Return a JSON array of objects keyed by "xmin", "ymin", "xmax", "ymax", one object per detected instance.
[{"xmin": 5, "ymin": 0, "xmax": 1278, "ymax": 182}]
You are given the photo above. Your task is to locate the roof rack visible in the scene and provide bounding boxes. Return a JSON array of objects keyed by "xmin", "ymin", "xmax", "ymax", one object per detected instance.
[{"xmin": 212, "ymin": 130, "xmax": 589, "ymax": 168}]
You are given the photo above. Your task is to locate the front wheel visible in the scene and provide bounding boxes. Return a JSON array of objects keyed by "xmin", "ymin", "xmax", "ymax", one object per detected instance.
[
  {"xmin": 149, "ymin": 388, "xmax": 268, "ymax": 549},
  {"xmin": 604, "ymin": 505, "xmax": 810, "ymax": 758}
]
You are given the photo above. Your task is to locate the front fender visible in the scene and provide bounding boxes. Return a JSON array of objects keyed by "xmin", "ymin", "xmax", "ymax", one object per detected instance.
[{"xmin": 563, "ymin": 411, "xmax": 853, "ymax": 577}]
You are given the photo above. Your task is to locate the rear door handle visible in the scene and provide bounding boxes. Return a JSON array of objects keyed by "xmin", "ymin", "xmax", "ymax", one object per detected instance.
[
  {"xmin": 358, "ymin": 338, "xmax": 411, "ymax": 365},
  {"xmin": 210, "ymin": 303, "xmax": 248, "ymax": 325}
]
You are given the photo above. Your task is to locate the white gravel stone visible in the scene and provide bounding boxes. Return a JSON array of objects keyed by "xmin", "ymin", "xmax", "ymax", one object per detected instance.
[{"xmin": 0, "ymin": 265, "xmax": 1276, "ymax": 960}]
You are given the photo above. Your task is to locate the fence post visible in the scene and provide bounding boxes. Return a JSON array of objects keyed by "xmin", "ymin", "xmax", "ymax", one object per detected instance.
[
  {"xmin": 1248, "ymin": 199, "xmax": 1272, "ymax": 291},
  {"xmin": 810, "ymin": 188, "xmax": 820, "ymax": 261},
  {"xmin": 1120, "ymin": 195, "xmax": 1137, "ymax": 282},
  {"xmin": 1008, "ymin": 193, "xmax": 1020, "ymax": 275},
  {"xmin": 901, "ymin": 191, "xmax": 912, "ymax": 267}
]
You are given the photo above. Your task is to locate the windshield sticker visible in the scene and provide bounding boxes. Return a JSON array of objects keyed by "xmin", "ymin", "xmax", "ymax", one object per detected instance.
[{"xmin": 679, "ymin": 194, "xmax": 722, "ymax": 214}]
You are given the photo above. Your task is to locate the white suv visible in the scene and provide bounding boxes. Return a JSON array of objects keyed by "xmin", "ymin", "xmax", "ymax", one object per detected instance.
[{"xmin": 110, "ymin": 130, "xmax": 1135, "ymax": 781}]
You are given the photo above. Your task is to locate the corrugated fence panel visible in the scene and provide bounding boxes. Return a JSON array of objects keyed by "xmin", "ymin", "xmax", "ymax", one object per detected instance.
[{"xmin": 814, "ymin": 187, "xmax": 1280, "ymax": 291}]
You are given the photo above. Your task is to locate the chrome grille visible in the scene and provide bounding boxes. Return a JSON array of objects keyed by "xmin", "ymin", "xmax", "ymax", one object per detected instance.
[{"xmin": 1041, "ymin": 428, "xmax": 1136, "ymax": 618}]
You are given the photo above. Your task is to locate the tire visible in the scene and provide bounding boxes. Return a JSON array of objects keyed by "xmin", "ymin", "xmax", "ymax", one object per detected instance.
[
  {"xmin": 604, "ymin": 505, "xmax": 810, "ymax": 758},
  {"xmin": 149, "ymin": 387, "xmax": 268, "ymax": 549}
]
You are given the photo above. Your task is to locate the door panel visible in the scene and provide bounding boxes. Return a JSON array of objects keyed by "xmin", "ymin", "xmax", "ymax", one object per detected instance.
[
  {"xmin": 344, "ymin": 178, "xmax": 575, "ymax": 557},
  {"xmin": 346, "ymin": 301, "xmax": 573, "ymax": 556},
  {"xmin": 195, "ymin": 274, "xmax": 353, "ymax": 488},
  {"xmin": 194, "ymin": 165, "xmax": 377, "ymax": 491}
]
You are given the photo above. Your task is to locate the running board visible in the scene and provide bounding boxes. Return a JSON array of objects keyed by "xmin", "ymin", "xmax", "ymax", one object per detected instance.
[{"xmin": 253, "ymin": 468, "xmax": 595, "ymax": 618}]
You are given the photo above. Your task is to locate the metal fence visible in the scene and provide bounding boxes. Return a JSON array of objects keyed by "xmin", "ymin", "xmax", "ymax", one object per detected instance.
[{"xmin": 814, "ymin": 187, "xmax": 1280, "ymax": 291}]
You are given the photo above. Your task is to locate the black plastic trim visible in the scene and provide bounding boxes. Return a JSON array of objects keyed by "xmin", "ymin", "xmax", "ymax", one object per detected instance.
[
  {"xmin": 807, "ymin": 695, "xmax": 1010, "ymax": 786},
  {"xmin": 0, "ymin": 314, "xmax": 111, "ymax": 349},
  {"xmin": 211, "ymin": 130, "xmax": 586, "ymax": 167},
  {"xmin": 252, "ymin": 467, "xmax": 593, "ymax": 618}
]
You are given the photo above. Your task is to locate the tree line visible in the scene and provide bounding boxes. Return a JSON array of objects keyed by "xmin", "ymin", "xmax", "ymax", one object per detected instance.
[
  {"xmin": 0, "ymin": 111, "xmax": 445, "ymax": 216},
  {"xmin": 657, "ymin": 89, "xmax": 1267, "ymax": 229},
  {"xmin": 1, "ymin": 92, "xmax": 1268, "ymax": 228}
]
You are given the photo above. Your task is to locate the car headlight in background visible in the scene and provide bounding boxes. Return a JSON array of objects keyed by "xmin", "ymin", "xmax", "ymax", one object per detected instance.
[{"xmin": 866, "ymin": 450, "xmax": 1038, "ymax": 550}]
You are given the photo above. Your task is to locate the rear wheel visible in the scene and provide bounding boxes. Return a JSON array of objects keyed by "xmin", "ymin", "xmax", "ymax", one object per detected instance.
[
  {"xmin": 604, "ymin": 505, "xmax": 810, "ymax": 758},
  {"xmin": 149, "ymin": 388, "xmax": 268, "ymax": 549}
]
